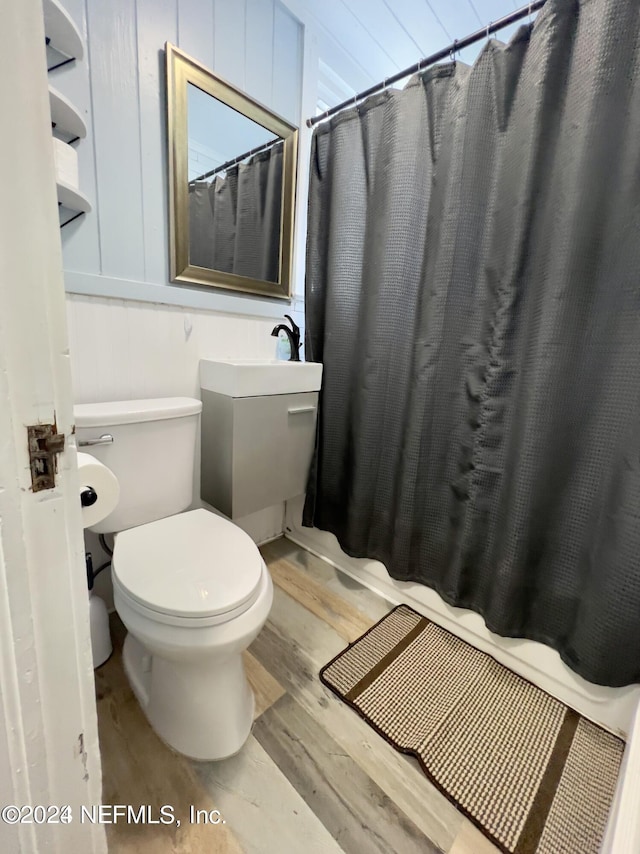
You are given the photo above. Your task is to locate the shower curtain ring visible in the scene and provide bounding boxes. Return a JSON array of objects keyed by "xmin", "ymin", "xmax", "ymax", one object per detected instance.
[
  {"xmin": 450, "ymin": 39, "xmax": 458, "ymax": 64},
  {"xmin": 486, "ymin": 22, "xmax": 492, "ymax": 41}
]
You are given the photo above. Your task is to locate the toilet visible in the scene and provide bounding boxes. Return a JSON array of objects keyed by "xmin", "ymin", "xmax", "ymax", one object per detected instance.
[{"xmin": 74, "ymin": 397, "xmax": 273, "ymax": 761}]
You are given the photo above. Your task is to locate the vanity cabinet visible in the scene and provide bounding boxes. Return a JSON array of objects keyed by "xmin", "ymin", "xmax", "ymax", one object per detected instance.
[{"xmin": 201, "ymin": 389, "xmax": 318, "ymax": 518}]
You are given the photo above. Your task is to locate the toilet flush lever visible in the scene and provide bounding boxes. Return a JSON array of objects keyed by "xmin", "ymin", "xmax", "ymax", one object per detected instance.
[{"xmin": 78, "ymin": 433, "xmax": 114, "ymax": 447}]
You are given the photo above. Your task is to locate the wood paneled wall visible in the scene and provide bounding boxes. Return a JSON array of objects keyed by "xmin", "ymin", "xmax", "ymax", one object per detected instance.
[
  {"xmin": 58, "ymin": 0, "xmax": 305, "ymax": 413},
  {"xmin": 58, "ymin": 0, "xmax": 302, "ymax": 300}
]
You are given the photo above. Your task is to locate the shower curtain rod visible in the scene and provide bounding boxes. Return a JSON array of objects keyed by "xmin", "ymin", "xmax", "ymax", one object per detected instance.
[
  {"xmin": 306, "ymin": 0, "xmax": 547, "ymax": 128},
  {"xmin": 189, "ymin": 136, "xmax": 282, "ymax": 184}
]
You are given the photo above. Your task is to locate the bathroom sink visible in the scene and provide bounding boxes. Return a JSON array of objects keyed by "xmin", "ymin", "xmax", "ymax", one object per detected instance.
[{"xmin": 199, "ymin": 359, "xmax": 323, "ymax": 398}]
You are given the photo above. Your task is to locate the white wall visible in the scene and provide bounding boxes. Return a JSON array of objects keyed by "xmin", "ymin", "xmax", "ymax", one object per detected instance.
[{"xmin": 66, "ymin": 294, "xmax": 282, "ymax": 403}]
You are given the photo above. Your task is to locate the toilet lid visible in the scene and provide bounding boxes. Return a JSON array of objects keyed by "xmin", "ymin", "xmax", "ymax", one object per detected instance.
[{"xmin": 112, "ymin": 509, "xmax": 264, "ymax": 619}]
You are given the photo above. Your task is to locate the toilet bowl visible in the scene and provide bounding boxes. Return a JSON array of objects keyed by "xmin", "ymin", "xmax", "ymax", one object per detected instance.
[
  {"xmin": 74, "ymin": 397, "xmax": 273, "ymax": 761},
  {"xmin": 112, "ymin": 508, "xmax": 273, "ymax": 760}
]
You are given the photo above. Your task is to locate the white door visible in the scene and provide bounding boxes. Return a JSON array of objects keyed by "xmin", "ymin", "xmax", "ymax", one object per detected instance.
[{"xmin": 0, "ymin": 2, "xmax": 105, "ymax": 852}]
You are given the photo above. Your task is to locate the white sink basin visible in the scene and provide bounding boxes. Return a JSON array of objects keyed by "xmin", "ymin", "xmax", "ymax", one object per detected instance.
[{"xmin": 199, "ymin": 359, "xmax": 323, "ymax": 398}]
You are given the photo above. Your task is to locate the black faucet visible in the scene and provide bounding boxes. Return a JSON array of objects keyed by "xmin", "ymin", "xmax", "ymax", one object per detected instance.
[{"xmin": 271, "ymin": 314, "xmax": 301, "ymax": 361}]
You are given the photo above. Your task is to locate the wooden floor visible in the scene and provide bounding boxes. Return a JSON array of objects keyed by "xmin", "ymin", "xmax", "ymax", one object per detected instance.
[{"xmin": 96, "ymin": 536, "xmax": 498, "ymax": 854}]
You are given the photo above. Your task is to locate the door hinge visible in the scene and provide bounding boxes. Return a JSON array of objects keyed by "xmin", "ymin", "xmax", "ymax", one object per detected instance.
[{"xmin": 28, "ymin": 424, "xmax": 65, "ymax": 492}]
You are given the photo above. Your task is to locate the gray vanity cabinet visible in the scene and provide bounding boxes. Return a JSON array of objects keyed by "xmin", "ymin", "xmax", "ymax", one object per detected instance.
[{"xmin": 200, "ymin": 389, "xmax": 318, "ymax": 518}]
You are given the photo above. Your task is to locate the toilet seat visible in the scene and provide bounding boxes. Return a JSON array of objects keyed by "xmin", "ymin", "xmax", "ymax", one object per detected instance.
[
  {"xmin": 112, "ymin": 508, "xmax": 264, "ymax": 624},
  {"xmin": 112, "ymin": 569, "xmax": 268, "ymax": 628}
]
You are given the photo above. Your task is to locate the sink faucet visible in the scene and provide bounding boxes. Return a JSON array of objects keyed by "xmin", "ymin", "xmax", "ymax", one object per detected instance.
[{"xmin": 271, "ymin": 314, "xmax": 301, "ymax": 361}]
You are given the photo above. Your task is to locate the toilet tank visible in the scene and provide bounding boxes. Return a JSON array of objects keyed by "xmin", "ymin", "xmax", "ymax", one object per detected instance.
[{"xmin": 74, "ymin": 397, "xmax": 202, "ymax": 534}]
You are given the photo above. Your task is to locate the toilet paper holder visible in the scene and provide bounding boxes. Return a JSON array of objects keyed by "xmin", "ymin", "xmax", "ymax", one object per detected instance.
[
  {"xmin": 77, "ymin": 450, "xmax": 120, "ymax": 530},
  {"xmin": 78, "ymin": 433, "xmax": 114, "ymax": 447},
  {"xmin": 80, "ymin": 487, "xmax": 98, "ymax": 507}
]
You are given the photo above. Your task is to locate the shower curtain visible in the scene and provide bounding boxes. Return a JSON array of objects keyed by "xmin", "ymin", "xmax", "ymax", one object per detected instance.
[
  {"xmin": 189, "ymin": 140, "xmax": 283, "ymax": 281},
  {"xmin": 304, "ymin": 0, "xmax": 640, "ymax": 687}
]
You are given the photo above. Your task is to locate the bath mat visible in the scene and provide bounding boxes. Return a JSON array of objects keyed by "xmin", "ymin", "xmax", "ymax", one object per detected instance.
[{"xmin": 320, "ymin": 605, "xmax": 624, "ymax": 854}]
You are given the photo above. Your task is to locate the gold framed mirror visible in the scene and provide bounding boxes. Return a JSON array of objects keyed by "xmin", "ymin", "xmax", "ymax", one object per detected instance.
[{"xmin": 166, "ymin": 43, "xmax": 298, "ymax": 299}]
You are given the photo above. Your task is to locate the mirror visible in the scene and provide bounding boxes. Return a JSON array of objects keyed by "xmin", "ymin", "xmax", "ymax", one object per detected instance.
[{"xmin": 166, "ymin": 44, "xmax": 298, "ymax": 299}]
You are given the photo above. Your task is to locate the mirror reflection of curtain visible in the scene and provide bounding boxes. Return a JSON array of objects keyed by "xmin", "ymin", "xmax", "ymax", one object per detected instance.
[
  {"xmin": 188, "ymin": 141, "xmax": 283, "ymax": 282},
  {"xmin": 188, "ymin": 181, "xmax": 217, "ymax": 269}
]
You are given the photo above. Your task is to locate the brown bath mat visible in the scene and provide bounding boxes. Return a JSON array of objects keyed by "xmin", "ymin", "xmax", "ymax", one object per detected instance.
[{"xmin": 320, "ymin": 605, "xmax": 624, "ymax": 854}]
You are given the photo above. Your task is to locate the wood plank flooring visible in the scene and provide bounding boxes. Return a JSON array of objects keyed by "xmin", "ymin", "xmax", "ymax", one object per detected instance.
[{"xmin": 96, "ymin": 535, "xmax": 498, "ymax": 853}]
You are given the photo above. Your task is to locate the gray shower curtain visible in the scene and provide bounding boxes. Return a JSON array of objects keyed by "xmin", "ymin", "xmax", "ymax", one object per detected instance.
[
  {"xmin": 304, "ymin": 0, "xmax": 640, "ymax": 687},
  {"xmin": 189, "ymin": 141, "xmax": 283, "ymax": 281}
]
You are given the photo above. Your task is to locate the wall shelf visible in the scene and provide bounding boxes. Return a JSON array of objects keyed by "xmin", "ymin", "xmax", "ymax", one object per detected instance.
[
  {"xmin": 45, "ymin": 1, "xmax": 90, "ymax": 231},
  {"xmin": 57, "ymin": 180, "xmax": 91, "ymax": 215},
  {"xmin": 49, "ymin": 85, "xmax": 87, "ymax": 139},
  {"xmin": 43, "ymin": 0, "xmax": 84, "ymax": 61}
]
